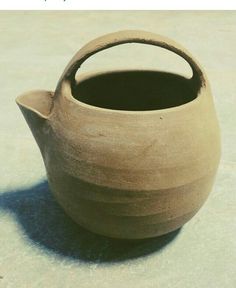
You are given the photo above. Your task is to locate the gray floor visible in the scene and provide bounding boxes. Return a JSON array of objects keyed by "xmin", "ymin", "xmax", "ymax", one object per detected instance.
[{"xmin": 0, "ymin": 11, "xmax": 235, "ymax": 288}]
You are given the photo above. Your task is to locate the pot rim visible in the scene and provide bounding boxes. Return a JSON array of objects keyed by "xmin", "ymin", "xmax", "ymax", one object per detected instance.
[{"xmin": 62, "ymin": 68, "xmax": 205, "ymax": 116}]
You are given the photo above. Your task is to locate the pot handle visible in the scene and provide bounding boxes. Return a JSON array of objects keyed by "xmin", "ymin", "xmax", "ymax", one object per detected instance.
[{"xmin": 56, "ymin": 30, "xmax": 206, "ymax": 94}]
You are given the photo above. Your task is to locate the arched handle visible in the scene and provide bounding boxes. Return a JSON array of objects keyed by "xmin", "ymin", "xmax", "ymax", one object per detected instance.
[{"xmin": 56, "ymin": 30, "xmax": 206, "ymax": 95}]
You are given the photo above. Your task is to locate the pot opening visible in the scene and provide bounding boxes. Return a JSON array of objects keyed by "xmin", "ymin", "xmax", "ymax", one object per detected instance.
[{"xmin": 72, "ymin": 70, "xmax": 200, "ymax": 111}]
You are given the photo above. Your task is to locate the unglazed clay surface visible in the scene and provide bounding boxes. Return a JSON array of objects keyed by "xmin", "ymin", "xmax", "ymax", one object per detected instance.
[{"xmin": 16, "ymin": 30, "xmax": 221, "ymax": 239}]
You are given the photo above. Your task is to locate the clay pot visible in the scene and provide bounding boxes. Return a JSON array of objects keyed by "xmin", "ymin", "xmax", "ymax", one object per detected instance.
[{"xmin": 16, "ymin": 30, "xmax": 221, "ymax": 239}]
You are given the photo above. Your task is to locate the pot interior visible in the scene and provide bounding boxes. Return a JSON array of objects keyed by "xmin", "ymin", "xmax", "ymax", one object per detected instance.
[{"xmin": 73, "ymin": 70, "xmax": 199, "ymax": 111}]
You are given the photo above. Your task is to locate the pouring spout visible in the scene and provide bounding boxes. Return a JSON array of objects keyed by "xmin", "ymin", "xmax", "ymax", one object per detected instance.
[{"xmin": 16, "ymin": 90, "xmax": 54, "ymax": 153}]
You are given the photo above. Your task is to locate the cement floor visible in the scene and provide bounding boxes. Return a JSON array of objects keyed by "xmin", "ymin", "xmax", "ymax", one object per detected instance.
[{"xmin": 0, "ymin": 11, "xmax": 235, "ymax": 288}]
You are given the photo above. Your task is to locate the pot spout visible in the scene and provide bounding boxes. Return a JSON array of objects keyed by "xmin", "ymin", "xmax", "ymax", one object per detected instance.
[{"xmin": 16, "ymin": 90, "xmax": 54, "ymax": 153}]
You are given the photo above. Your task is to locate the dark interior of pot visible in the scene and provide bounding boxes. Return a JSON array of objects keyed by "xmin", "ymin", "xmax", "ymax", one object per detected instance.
[{"xmin": 72, "ymin": 70, "xmax": 199, "ymax": 111}]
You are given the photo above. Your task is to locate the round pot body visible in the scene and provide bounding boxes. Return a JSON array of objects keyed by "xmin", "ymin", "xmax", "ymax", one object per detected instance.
[{"xmin": 18, "ymin": 31, "xmax": 221, "ymax": 239}]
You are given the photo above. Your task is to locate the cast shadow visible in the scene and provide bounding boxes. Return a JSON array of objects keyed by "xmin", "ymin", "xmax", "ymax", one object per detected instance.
[{"xmin": 0, "ymin": 181, "xmax": 181, "ymax": 263}]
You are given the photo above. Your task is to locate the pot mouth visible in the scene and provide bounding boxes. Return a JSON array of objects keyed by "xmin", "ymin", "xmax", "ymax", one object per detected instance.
[{"xmin": 69, "ymin": 69, "xmax": 203, "ymax": 114}]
